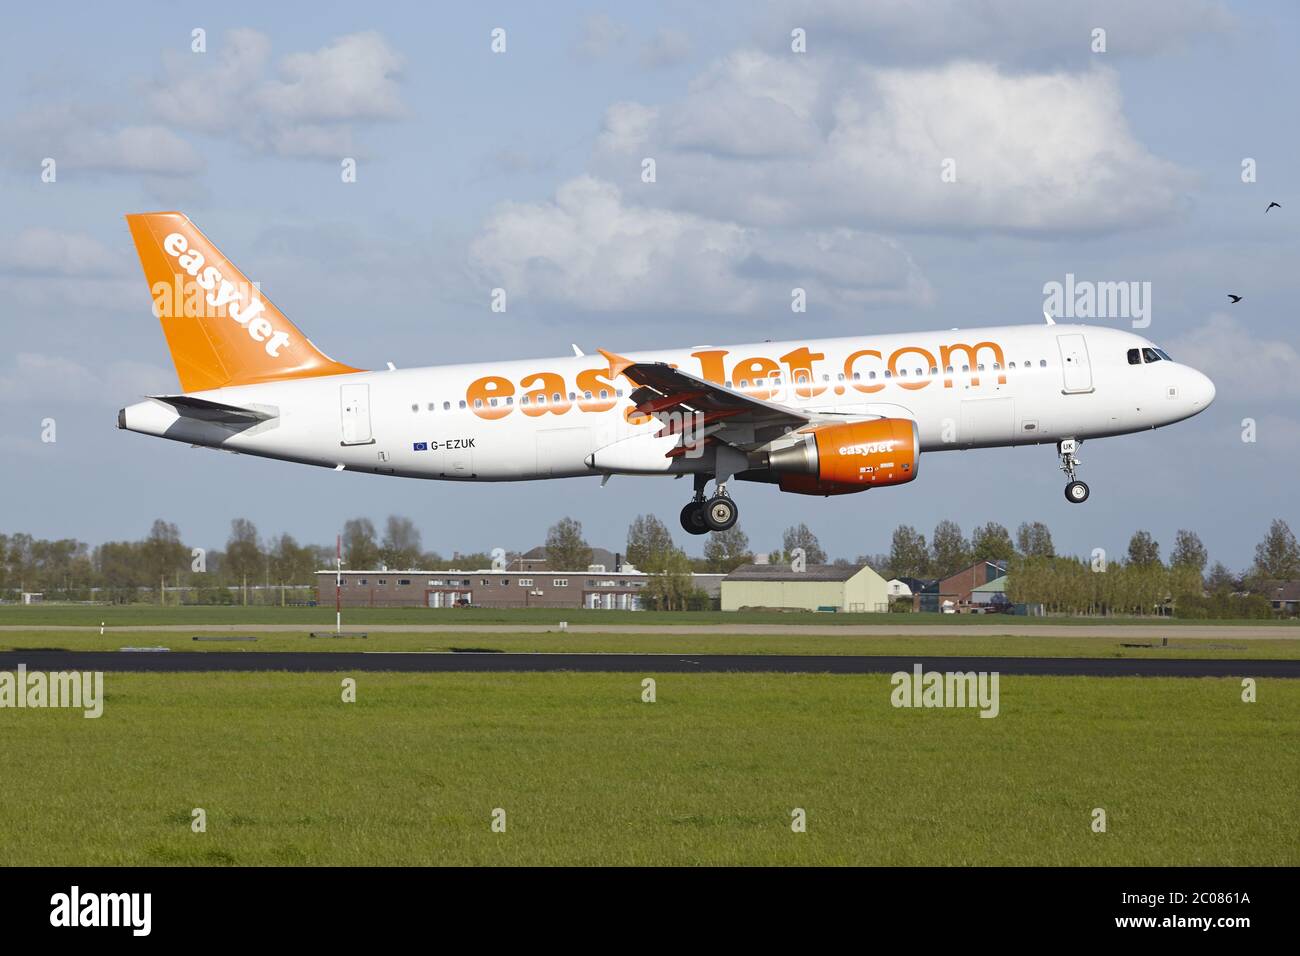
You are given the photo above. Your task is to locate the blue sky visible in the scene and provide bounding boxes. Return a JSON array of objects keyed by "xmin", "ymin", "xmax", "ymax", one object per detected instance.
[{"xmin": 1, "ymin": 1, "xmax": 1297, "ymax": 569}]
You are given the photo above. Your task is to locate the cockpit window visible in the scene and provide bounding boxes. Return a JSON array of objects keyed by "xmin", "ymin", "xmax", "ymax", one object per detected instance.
[
  {"xmin": 1154, "ymin": 348, "xmax": 1172, "ymax": 361},
  {"xmin": 1142, "ymin": 347, "xmax": 1162, "ymax": 363},
  {"xmin": 1127, "ymin": 348, "xmax": 1141, "ymax": 365}
]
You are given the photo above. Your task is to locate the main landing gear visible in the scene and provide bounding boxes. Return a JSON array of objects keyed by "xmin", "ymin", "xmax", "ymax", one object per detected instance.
[
  {"xmin": 1058, "ymin": 439, "xmax": 1089, "ymax": 504},
  {"xmin": 680, "ymin": 473, "xmax": 739, "ymax": 534}
]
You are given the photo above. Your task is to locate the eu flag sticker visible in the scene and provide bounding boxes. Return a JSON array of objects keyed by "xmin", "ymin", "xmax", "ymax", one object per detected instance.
[{"xmin": 413, "ymin": 442, "xmax": 428, "ymax": 451}]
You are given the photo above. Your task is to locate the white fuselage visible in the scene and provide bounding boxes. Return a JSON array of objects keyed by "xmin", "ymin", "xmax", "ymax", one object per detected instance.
[{"xmin": 119, "ymin": 323, "xmax": 1215, "ymax": 483}]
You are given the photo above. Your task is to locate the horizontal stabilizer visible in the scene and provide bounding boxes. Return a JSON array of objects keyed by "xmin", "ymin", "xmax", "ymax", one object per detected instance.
[{"xmin": 146, "ymin": 394, "xmax": 276, "ymax": 424}]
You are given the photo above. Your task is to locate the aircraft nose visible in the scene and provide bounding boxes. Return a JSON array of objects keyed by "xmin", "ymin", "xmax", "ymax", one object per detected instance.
[{"xmin": 1187, "ymin": 368, "xmax": 1215, "ymax": 409}]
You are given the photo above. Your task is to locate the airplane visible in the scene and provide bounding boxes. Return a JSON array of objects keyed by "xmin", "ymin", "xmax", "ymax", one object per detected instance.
[{"xmin": 118, "ymin": 212, "xmax": 1216, "ymax": 535}]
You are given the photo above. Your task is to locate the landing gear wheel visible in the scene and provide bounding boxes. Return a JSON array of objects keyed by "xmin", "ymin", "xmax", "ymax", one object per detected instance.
[
  {"xmin": 680, "ymin": 500, "xmax": 709, "ymax": 535},
  {"xmin": 1065, "ymin": 480, "xmax": 1090, "ymax": 504},
  {"xmin": 703, "ymin": 495, "xmax": 739, "ymax": 532}
]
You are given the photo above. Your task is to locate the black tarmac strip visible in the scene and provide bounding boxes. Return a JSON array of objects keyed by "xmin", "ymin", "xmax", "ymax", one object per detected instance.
[{"xmin": 0, "ymin": 650, "xmax": 1297, "ymax": 677}]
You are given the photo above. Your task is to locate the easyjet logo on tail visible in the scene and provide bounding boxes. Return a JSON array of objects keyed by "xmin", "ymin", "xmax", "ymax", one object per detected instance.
[{"xmin": 156, "ymin": 233, "xmax": 290, "ymax": 358}]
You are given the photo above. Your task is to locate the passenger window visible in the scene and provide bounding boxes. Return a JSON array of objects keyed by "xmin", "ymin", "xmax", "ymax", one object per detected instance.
[
  {"xmin": 1009, "ymin": 362, "xmax": 1016, "ymax": 369},
  {"xmin": 961, "ymin": 365, "xmax": 970, "ymax": 373},
  {"xmin": 1039, "ymin": 360, "xmax": 1047, "ymax": 367},
  {"xmin": 944, "ymin": 365, "xmax": 954, "ymax": 374},
  {"xmin": 1127, "ymin": 348, "xmax": 1141, "ymax": 365},
  {"xmin": 443, "ymin": 401, "xmax": 450, "ymax": 411},
  {"xmin": 458, "ymin": 400, "xmax": 466, "ymax": 409}
]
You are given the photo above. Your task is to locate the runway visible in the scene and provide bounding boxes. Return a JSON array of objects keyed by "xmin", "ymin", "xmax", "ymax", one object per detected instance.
[
  {"xmin": 1, "ymin": 650, "xmax": 1296, "ymax": 677},
  {"xmin": 1, "ymin": 623, "xmax": 1297, "ymax": 639}
]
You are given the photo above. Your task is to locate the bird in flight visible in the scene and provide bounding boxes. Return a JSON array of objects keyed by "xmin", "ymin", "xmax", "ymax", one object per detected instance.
[
  {"xmin": 1228, "ymin": 294, "xmax": 1243, "ymax": 303},
  {"xmin": 1266, "ymin": 201, "xmax": 1281, "ymax": 212}
]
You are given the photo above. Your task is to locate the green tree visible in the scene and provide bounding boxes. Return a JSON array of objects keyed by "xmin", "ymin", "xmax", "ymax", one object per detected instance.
[
  {"xmin": 1127, "ymin": 530, "xmax": 1161, "ymax": 568},
  {"xmin": 703, "ymin": 525, "xmax": 752, "ymax": 573},
  {"xmin": 970, "ymin": 522, "xmax": 1015, "ymax": 564},
  {"xmin": 268, "ymin": 533, "xmax": 318, "ymax": 605},
  {"xmin": 225, "ymin": 518, "xmax": 262, "ymax": 606},
  {"xmin": 888, "ymin": 525, "xmax": 929, "ymax": 578},
  {"xmin": 781, "ymin": 523, "xmax": 827, "ymax": 565},
  {"xmin": 142, "ymin": 519, "xmax": 187, "ymax": 605},
  {"xmin": 1169, "ymin": 529, "xmax": 1208, "ymax": 574},
  {"xmin": 1253, "ymin": 519, "xmax": 1300, "ymax": 581},
  {"xmin": 931, "ymin": 520, "xmax": 968, "ymax": 577},
  {"xmin": 643, "ymin": 547, "xmax": 694, "ymax": 610},
  {"xmin": 545, "ymin": 517, "xmax": 593, "ymax": 571},
  {"xmin": 1015, "ymin": 521, "xmax": 1055, "ymax": 558},
  {"xmin": 381, "ymin": 515, "xmax": 422, "ymax": 569},
  {"xmin": 342, "ymin": 517, "xmax": 381, "ymax": 569},
  {"xmin": 1205, "ymin": 561, "xmax": 1237, "ymax": 592},
  {"xmin": 626, "ymin": 514, "xmax": 675, "ymax": 570}
]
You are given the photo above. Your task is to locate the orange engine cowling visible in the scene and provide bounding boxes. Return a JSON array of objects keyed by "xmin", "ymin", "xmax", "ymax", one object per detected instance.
[{"xmin": 768, "ymin": 418, "xmax": 920, "ymax": 496}]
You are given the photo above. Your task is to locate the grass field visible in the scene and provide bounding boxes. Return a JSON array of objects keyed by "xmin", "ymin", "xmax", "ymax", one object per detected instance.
[
  {"xmin": 2, "ymin": 604, "xmax": 1294, "ymax": 628},
  {"xmin": 3, "ymin": 629, "xmax": 1299, "ymax": 659},
  {"xmin": 0, "ymin": 672, "xmax": 1293, "ymax": 866}
]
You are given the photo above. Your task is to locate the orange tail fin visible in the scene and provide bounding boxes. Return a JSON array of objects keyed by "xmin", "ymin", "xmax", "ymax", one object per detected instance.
[{"xmin": 125, "ymin": 212, "xmax": 359, "ymax": 393}]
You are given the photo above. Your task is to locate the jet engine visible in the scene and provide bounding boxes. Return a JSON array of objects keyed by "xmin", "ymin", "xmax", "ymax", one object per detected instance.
[{"xmin": 761, "ymin": 418, "xmax": 920, "ymax": 496}]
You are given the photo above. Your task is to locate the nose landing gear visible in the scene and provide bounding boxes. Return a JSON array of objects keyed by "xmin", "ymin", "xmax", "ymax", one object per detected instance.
[
  {"xmin": 679, "ymin": 474, "xmax": 739, "ymax": 534},
  {"xmin": 1058, "ymin": 439, "xmax": 1089, "ymax": 504}
]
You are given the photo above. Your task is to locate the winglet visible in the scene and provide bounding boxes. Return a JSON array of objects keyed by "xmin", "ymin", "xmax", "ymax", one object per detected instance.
[
  {"xmin": 597, "ymin": 348, "xmax": 636, "ymax": 380},
  {"xmin": 1043, "ymin": 309, "xmax": 1056, "ymax": 326}
]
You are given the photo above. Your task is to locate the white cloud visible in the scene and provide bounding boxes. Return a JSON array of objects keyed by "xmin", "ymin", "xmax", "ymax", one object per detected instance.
[
  {"xmin": 149, "ymin": 28, "xmax": 272, "ymax": 134},
  {"xmin": 1168, "ymin": 313, "xmax": 1300, "ymax": 402},
  {"xmin": 468, "ymin": 175, "xmax": 931, "ymax": 314},
  {"xmin": 594, "ymin": 54, "xmax": 1192, "ymax": 236},
  {"xmin": 256, "ymin": 31, "xmax": 405, "ymax": 123},
  {"xmin": 0, "ymin": 353, "xmax": 174, "ymax": 404},
  {"xmin": 5, "ymin": 103, "xmax": 203, "ymax": 177},
  {"xmin": 640, "ymin": 29, "xmax": 692, "ymax": 69},
  {"xmin": 573, "ymin": 13, "xmax": 627, "ymax": 61},
  {"xmin": 0, "ymin": 228, "xmax": 138, "ymax": 311},
  {"xmin": 660, "ymin": 51, "xmax": 824, "ymax": 158},
  {"xmin": 769, "ymin": 0, "xmax": 1235, "ymax": 67},
  {"xmin": 0, "ymin": 228, "xmax": 129, "ymax": 277},
  {"xmin": 148, "ymin": 29, "xmax": 405, "ymax": 160}
]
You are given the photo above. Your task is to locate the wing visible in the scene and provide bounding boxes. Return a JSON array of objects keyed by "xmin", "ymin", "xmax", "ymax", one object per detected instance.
[{"xmin": 599, "ymin": 348, "xmax": 810, "ymax": 454}]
